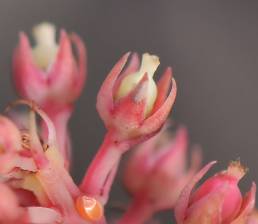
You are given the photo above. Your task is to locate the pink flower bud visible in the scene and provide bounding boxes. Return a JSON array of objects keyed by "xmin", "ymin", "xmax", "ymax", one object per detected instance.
[
  {"xmin": 96, "ymin": 52, "xmax": 177, "ymax": 144},
  {"xmin": 13, "ymin": 22, "xmax": 87, "ymax": 107},
  {"xmin": 118, "ymin": 126, "xmax": 201, "ymax": 224},
  {"xmin": 175, "ymin": 161, "xmax": 256, "ymax": 224},
  {"xmin": 123, "ymin": 126, "xmax": 201, "ymax": 211}
]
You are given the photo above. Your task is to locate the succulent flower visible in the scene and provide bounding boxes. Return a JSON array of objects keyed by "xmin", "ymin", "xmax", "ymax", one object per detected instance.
[
  {"xmin": 96, "ymin": 52, "xmax": 177, "ymax": 143},
  {"xmin": 175, "ymin": 161, "xmax": 256, "ymax": 224},
  {"xmin": 80, "ymin": 52, "xmax": 177, "ymax": 206},
  {"xmin": 12, "ymin": 22, "xmax": 87, "ymax": 167},
  {"xmin": 13, "ymin": 22, "xmax": 86, "ymax": 106},
  {"xmin": 118, "ymin": 126, "xmax": 201, "ymax": 224},
  {"xmin": 0, "ymin": 101, "xmax": 103, "ymax": 224}
]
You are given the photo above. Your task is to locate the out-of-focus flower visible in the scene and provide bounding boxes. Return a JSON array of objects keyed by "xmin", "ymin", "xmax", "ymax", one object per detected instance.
[
  {"xmin": 12, "ymin": 22, "xmax": 87, "ymax": 167},
  {"xmin": 13, "ymin": 22, "xmax": 86, "ymax": 106},
  {"xmin": 96, "ymin": 52, "xmax": 177, "ymax": 143},
  {"xmin": 175, "ymin": 161, "xmax": 256, "ymax": 224},
  {"xmin": 81, "ymin": 53, "xmax": 177, "ymax": 205},
  {"xmin": 118, "ymin": 126, "xmax": 201, "ymax": 224},
  {"xmin": 0, "ymin": 101, "xmax": 103, "ymax": 224}
]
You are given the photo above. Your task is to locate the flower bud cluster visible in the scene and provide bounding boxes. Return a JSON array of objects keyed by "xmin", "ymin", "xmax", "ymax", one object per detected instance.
[{"xmin": 0, "ymin": 21, "xmax": 255, "ymax": 224}]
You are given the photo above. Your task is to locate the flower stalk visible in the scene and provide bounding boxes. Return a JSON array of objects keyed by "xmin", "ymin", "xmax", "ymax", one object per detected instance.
[
  {"xmin": 81, "ymin": 132, "xmax": 128, "ymax": 204},
  {"xmin": 117, "ymin": 196, "xmax": 154, "ymax": 224}
]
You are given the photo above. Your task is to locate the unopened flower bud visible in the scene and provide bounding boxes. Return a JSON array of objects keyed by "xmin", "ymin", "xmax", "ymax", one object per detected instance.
[
  {"xmin": 175, "ymin": 161, "xmax": 256, "ymax": 224},
  {"xmin": 97, "ymin": 52, "xmax": 177, "ymax": 143}
]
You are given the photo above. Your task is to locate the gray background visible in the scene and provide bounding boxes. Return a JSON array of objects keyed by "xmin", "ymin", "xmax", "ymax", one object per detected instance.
[{"xmin": 0, "ymin": 0, "xmax": 258, "ymax": 222}]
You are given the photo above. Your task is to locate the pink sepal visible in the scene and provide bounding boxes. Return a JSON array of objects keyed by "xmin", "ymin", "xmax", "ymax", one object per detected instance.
[
  {"xmin": 97, "ymin": 53, "xmax": 177, "ymax": 144},
  {"xmin": 175, "ymin": 161, "xmax": 217, "ymax": 224}
]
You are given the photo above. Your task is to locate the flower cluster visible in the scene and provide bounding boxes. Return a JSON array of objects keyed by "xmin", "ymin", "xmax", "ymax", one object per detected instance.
[{"xmin": 0, "ymin": 22, "xmax": 256, "ymax": 224}]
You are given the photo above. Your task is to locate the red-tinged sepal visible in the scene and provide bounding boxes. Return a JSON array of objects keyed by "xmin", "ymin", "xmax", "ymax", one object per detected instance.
[
  {"xmin": 70, "ymin": 33, "xmax": 87, "ymax": 98},
  {"xmin": 114, "ymin": 53, "xmax": 140, "ymax": 92},
  {"xmin": 13, "ymin": 32, "xmax": 48, "ymax": 104},
  {"xmin": 96, "ymin": 52, "xmax": 131, "ymax": 127},
  {"xmin": 152, "ymin": 67, "xmax": 173, "ymax": 113},
  {"xmin": 138, "ymin": 77, "xmax": 177, "ymax": 138},
  {"xmin": 175, "ymin": 161, "xmax": 217, "ymax": 224}
]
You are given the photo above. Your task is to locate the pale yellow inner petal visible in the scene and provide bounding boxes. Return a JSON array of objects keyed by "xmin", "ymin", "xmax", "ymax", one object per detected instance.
[
  {"xmin": 115, "ymin": 53, "xmax": 160, "ymax": 117},
  {"xmin": 32, "ymin": 22, "xmax": 58, "ymax": 70}
]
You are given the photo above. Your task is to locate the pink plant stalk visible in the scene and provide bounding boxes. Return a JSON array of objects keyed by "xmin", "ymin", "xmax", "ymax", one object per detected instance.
[
  {"xmin": 0, "ymin": 101, "xmax": 103, "ymax": 224},
  {"xmin": 175, "ymin": 161, "xmax": 256, "ymax": 224},
  {"xmin": 80, "ymin": 52, "xmax": 177, "ymax": 205},
  {"xmin": 119, "ymin": 126, "xmax": 201, "ymax": 224},
  {"xmin": 12, "ymin": 23, "xmax": 87, "ymax": 168}
]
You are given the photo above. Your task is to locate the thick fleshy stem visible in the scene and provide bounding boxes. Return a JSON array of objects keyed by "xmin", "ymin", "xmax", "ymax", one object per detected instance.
[
  {"xmin": 117, "ymin": 196, "xmax": 153, "ymax": 224},
  {"xmin": 80, "ymin": 132, "xmax": 128, "ymax": 205},
  {"xmin": 41, "ymin": 104, "xmax": 73, "ymax": 169}
]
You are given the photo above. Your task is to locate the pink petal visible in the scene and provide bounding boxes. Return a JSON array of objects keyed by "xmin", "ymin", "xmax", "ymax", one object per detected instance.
[
  {"xmin": 114, "ymin": 52, "xmax": 140, "ymax": 93},
  {"xmin": 48, "ymin": 30, "xmax": 78, "ymax": 103},
  {"xmin": 96, "ymin": 52, "xmax": 130, "ymax": 127},
  {"xmin": 13, "ymin": 32, "xmax": 48, "ymax": 103},
  {"xmin": 139, "ymin": 78, "xmax": 177, "ymax": 137},
  {"xmin": 152, "ymin": 67, "xmax": 173, "ymax": 114},
  {"xmin": 70, "ymin": 33, "xmax": 87, "ymax": 99}
]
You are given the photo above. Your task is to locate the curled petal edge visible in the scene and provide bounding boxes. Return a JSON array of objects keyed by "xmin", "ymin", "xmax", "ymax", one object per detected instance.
[{"xmin": 96, "ymin": 52, "xmax": 130, "ymax": 126}]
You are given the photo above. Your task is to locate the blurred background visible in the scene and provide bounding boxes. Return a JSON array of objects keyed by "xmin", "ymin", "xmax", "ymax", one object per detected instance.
[{"xmin": 0, "ymin": 0, "xmax": 258, "ymax": 222}]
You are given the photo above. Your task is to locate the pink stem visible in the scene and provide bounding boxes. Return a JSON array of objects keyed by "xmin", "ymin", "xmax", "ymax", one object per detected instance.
[
  {"xmin": 41, "ymin": 104, "xmax": 73, "ymax": 169},
  {"xmin": 118, "ymin": 197, "xmax": 154, "ymax": 224},
  {"xmin": 80, "ymin": 132, "xmax": 128, "ymax": 204}
]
